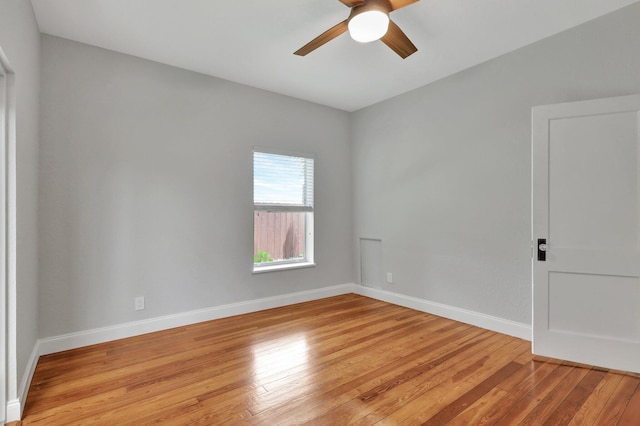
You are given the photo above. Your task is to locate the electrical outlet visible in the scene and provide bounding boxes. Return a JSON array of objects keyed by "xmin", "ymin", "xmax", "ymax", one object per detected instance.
[
  {"xmin": 386, "ymin": 272, "xmax": 393, "ymax": 283},
  {"xmin": 134, "ymin": 296, "xmax": 145, "ymax": 311}
]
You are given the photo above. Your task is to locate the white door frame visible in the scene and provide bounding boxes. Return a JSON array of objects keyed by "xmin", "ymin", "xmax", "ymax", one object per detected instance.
[{"xmin": 0, "ymin": 46, "xmax": 17, "ymax": 422}]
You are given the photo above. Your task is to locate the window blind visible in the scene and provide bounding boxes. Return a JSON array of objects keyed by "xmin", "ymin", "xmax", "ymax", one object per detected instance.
[{"xmin": 253, "ymin": 150, "xmax": 314, "ymax": 211}]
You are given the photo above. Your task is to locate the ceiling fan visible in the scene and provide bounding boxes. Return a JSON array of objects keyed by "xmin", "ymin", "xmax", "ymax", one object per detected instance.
[{"xmin": 294, "ymin": 0, "xmax": 420, "ymax": 59}]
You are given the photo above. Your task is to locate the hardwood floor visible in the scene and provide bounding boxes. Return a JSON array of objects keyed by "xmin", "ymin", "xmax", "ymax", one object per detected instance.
[{"xmin": 11, "ymin": 294, "xmax": 640, "ymax": 425}]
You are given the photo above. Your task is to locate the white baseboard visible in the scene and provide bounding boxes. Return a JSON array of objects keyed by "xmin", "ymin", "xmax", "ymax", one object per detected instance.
[
  {"xmin": 354, "ymin": 285, "xmax": 532, "ymax": 341},
  {"xmin": 33, "ymin": 285, "xmax": 531, "ymax": 357},
  {"xmin": 38, "ymin": 283, "xmax": 356, "ymax": 356},
  {"xmin": 13, "ymin": 283, "xmax": 530, "ymax": 422},
  {"xmin": 12, "ymin": 340, "xmax": 41, "ymax": 418},
  {"xmin": 4, "ymin": 343, "xmax": 37, "ymax": 422},
  {"xmin": 6, "ymin": 399, "xmax": 21, "ymax": 423}
]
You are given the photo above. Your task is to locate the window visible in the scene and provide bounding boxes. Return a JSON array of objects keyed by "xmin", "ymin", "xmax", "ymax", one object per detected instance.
[{"xmin": 253, "ymin": 148, "xmax": 315, "ymax": 272}]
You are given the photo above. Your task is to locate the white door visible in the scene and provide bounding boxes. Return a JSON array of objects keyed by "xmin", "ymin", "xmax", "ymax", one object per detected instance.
[{"xmin": 532, "ymin": 94, "xmax": 640, "ymax": 374}]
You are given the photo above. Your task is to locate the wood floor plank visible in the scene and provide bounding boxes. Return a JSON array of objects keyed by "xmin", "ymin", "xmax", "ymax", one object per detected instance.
[
  {"xmin": 387, "ymin": 339, "xmax": 531, "ymax": 424},
  {"xmin": 493, "ymin": 362, "xmax": 577, "ymax": 425},
  {"xmin": 12, "ymin": 294, "xmax": 640, "ymax": 426},
  {"xmin": 312, "ymin": 334, "xmax": 520, "ymax": 426},
  {"xmin": 542, "ymin": 368, "xmax": 609, "ymax": 425},
  {"xmin": 594, "ymin": 376, "xmax": 640, "ymax": 425},
  {"xmin": 465, "ymin": 361, "xmax": 562, "ymax": 425},
  {"xmin": 619, "ymin": 382, "xmax": 640, "ymax": 426},
  {"xmin": 522, "ymin": 367, "xmax": 595, "ymax": 425},
  {"xmin": 444, "ymin": 359, "xmax": 553, "ymax": 425},
  {"xmin": 295, "ymin": 331, "xmax": 509, "ymax": 425},
  {"xmin": 421, "ymin": 361, "xmax": 523, "ymax": 425},
  {"xmin": 248, "ymin": 326, "xmax": 490, "ymax": 424},
  {"xmin": 567, "ymin": 371, "xmax": 624, "ymax": 426},
  {"xmin": 246, "ymin": 316, "xmax": 459, "ymax": 408},
  {"xmin": 445, "ymin": 386, "xmax": 509, "ymax": 425}
]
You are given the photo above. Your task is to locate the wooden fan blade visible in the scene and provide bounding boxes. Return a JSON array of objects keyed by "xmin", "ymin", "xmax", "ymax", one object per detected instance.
[
  {"xmin": 338, "ymin": 0, "xmax": 365, "ymax": 7},
  {"xmin": 294, "ymin": 20, "xmax": 349, "ymax": 56},
  {"xmin": 389, "ymin": 0, "xmax": 420, "ymax": 11},
  {"xmin": 381, "ymin": 19, "xmax": 417, "ymax": 58}
]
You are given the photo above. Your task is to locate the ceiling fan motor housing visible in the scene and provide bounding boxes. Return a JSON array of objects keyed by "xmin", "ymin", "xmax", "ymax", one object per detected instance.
[{"xmin": 348, "ymin": 0, "xmax": 393, "ymax": 22}]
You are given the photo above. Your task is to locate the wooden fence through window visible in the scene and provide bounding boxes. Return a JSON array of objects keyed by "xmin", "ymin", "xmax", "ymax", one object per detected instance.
[{"xmin": 254, "ymin": 211, "xmax": 305, "ymax": 261}]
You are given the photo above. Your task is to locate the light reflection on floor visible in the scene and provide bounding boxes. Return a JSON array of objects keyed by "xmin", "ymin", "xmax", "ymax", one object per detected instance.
[
  {"xmin": 252, "ymin": 334, "xmax": 310, "ymax": 385},
  {"xmin": 249, "ymin": 333, "xmax": 313, "ymax": 415}
]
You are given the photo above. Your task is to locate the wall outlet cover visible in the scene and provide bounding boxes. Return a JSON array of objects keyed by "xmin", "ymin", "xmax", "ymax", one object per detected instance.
[{"xmin": 135, "ymin": 296, "xmax": 145, "ymax": 311}]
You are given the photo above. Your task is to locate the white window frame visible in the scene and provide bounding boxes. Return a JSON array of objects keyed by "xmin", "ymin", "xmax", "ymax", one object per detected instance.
[{"xmin": 252, "ymin": 147, "xmax": 315, "ymax": 273}]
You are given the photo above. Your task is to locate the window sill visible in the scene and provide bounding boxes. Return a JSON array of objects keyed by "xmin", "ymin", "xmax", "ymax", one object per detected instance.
[{"xmin": 252, "ymin": 262, "xmax": 316, "ymax": 274}]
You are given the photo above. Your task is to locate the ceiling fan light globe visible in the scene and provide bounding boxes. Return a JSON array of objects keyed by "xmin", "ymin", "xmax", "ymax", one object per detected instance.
[{"xmin": 348, "ymin": 10, "xmax": 389, "ymax": 43}]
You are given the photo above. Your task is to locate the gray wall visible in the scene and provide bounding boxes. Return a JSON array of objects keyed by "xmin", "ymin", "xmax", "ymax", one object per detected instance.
[
  {"xmin": 38, "ymin": 36, "xmax": 353, "ymax": 338},
  {"xmin": 31, "ymin": 1, "xmax": 640, "ymax": 341},
  {"xmin": 351, "ymin": 2, "xmax": 640, "ymax": 324},
  {"xmin": 0, "ymin": 0, "xmax": 40, "ymax": 393}
]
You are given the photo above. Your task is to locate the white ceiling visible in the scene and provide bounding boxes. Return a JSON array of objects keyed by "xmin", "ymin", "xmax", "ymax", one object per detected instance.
[{"xmin": 31, "ymin": 0, "xmax": 640, "ymax": 111}]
